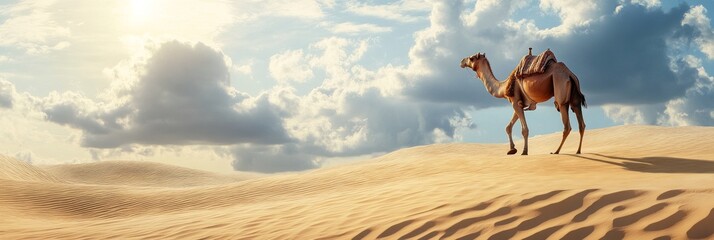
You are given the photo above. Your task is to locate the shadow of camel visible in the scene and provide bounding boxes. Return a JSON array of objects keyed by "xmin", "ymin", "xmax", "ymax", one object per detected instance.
[{"xmin": 573, "ymin": 153, "xmax": 714, "ymax": 174}]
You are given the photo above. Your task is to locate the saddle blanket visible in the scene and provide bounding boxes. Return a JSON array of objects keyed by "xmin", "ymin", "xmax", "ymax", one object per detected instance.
[{"xmin": 514, "ymin": 49, "xmax": 557, "ymax": 78}]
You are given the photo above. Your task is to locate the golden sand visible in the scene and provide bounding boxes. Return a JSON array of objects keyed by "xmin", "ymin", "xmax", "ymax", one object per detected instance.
[{"xmin": 1, "ymin": 125, "xmax": 713, "ymax": 239}]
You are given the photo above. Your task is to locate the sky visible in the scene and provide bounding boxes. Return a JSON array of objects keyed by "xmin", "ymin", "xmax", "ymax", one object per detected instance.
[{"xmin": 0, "ymin": 0, "xmax": 712, "ymax": 173}]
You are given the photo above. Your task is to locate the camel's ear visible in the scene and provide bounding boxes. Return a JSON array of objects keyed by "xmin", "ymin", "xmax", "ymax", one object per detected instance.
[{"xmin": 483, "ymin": 53, "xmax": 486, "ymax": 57}]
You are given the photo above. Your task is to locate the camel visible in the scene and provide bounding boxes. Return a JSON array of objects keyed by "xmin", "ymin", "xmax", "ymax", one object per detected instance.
[{"xmin": 460, "ymin": 49, "xmax": 587, "ymax": 155}]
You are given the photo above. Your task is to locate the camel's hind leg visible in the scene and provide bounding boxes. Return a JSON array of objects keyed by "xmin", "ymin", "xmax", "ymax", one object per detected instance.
[
  {"xmin": 552, "ymin": 103, "xmax": 571, "ymax": 154},
  {"xmin": 571, "ymin": 103, "xmax": 586, "ymax": 154},
  {"xmin": 551, "ymin": 70, "xmax": 573, "ymax": 154}
]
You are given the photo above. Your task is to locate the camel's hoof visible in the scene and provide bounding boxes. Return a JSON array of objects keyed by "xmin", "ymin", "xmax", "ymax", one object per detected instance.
[
  {"xmin": 576, "ymin": 151, "xmax": 581, "ymax": 154},
  {"xmin": 550, "ymin": 152, "xmax": 560, "ymax": 155},
  {"xmin": 507, "ymin": 149, "xmax": 517, "ymax": 155},
  {"xmin": 521, "ymin": 151, "xmax": 528, "ymax": 155}
]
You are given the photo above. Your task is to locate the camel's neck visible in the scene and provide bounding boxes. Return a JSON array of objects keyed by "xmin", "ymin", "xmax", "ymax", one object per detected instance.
[{"xmin": 475, "ymin": 59, "xmax": 506, "ymax": 98}]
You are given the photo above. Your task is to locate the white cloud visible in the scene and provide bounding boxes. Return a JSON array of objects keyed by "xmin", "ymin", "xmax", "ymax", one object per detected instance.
[
  {"xmin": 630, "ymin": 0, "xmax": 661, "ymax": 9},
  {"xmin": 229, "ymin": 34, "xmax": 474, "ymax": 172},
  {"xmin": 604, "ymin": 54, "xmax": 714, "ymax": 126},
  {"xmin": 254, "ymin": 36, "xmax": 473, "ymax": 167},
  {"xmin": 0, "ymin": 79, "xmax": 17, "ymax": 108},
  {"xmin": 682, "ymin": 5, "xmax": 714, "ymax": 60},
  {"xmin": 656, "ymin": 55, "xmax": 714, "ymax": 126},
  {"xmin": 235, "ymin": 0, "xmax": 328, "ymax": 22},
  {"xmin": 601, "ymin": 104, "xmax": 665, "ymax": 124},
  {"xmin": 41, "ymin": 91, "xmax": 108, "ymax": 135},
  {"xmin": 346, "ymin": 0, "xmax": 430, "ymax": 23},
  {"xmin": 539, "ymin": 0, "xmax": 599, "ymax": 26},
  {"xmin": 233, "ymin": 64, "xmax": 251, "ymax": 74},
  {"xmin": 269, "ymin": 50, "xmax": 313, "ymax": 84},
  {"xmin": 0, "ymin": 79, "xmax": 238, "ymax": 170},
  {"xmin": 265, "ymin": 0, "xmax": 326, "ymax": 19},
  {"xmin": 602, "ymin": 104, "xmax": 649, "ymax": 124},
  {"xmin": 41, "ymin": 40, "xmax": 290, "ymax": 148},
  {"xmin": 0, "ymin": 83, "xmax": 92, "ymax": 165},
  {"xmin": 308, "ymin": 37, "xmax": 370, "ymax": 83},
  {"xmin": 0, "ymin": 79, "xmax": 43, "ymax": 117},
  {"xmin": 659, "ymin": 98, "xmax": 691, "ymax": 126},
  {"xmin": 538, "ymin": 0, "xmax": 618, "ymax": 36},
  {"xmin": 331, "ymin": 22, "xmax": 391, "ymax": 34},
  {"xmin": 463, "ymin": 0, "xmax": 526, "ymax": 28},
  {"xmin": 0, "ymin": 0, "xmax": 71, "ymax": 54},
  {"xmin": 400, "ymin": 1, "xmax": 505, "ymax": 105}
]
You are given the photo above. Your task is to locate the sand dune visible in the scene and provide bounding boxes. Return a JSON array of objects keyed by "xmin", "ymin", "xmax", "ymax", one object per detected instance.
[
  {"xmin": 1, "ymin": 125, "xmax": 713, "ymax": 239},
  {"xmin": 42, "ymin": 160, "xmax": 261, "ymax": 187},
  {"xmin": 0, "ymin": 155, "xmax": 63, "ymax": 183}
]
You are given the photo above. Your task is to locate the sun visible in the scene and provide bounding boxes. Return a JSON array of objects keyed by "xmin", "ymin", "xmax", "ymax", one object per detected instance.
[{"xmin": 129, "ymin": 0, "xmax": 156, "ymax": 24}]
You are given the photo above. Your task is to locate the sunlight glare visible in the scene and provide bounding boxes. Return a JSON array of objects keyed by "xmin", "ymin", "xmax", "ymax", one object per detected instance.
[{"xmin": 130, "ymin": 0, "xmax": 155, "ymax": 24}]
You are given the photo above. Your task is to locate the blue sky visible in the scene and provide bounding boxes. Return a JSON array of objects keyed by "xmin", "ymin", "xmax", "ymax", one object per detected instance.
[{"xmin": 0, "ymin": 0, "xmax": 712, "ymax": 172}]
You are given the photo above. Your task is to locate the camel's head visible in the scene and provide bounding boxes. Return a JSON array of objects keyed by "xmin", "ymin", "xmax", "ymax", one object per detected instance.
[{"xmin": 460, "ymin": 52, "xmax": 486, "ymax": 71}]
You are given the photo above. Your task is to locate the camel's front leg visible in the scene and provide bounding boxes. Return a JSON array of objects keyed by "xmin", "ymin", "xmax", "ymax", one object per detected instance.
[
  {"xmin": 505, "ymin": 112, "xmax": 518, "ymax": 155},
  {"xmin": 513, "ymin": 103, "xmax": 529, "ymax": 155}
]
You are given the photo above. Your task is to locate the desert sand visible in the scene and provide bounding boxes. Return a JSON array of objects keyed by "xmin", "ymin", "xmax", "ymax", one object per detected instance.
[{"xmin": 1, "ymin": 125, "xmax": 713, "ymax": 239}]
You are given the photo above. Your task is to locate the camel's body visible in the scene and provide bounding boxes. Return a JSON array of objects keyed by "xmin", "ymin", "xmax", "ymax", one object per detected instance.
[{"xmin": 460, "ymin": 51, "xmax": 586, "ymax": 155}]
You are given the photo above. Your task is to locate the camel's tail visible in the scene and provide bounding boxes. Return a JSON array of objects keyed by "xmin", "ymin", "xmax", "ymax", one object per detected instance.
[{"xmin": 565, "ymin": 64, "xmax": 587, "ymax": 109}]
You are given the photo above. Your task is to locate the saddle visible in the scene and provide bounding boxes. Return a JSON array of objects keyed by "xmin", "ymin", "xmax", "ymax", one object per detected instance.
[{"xmin": 506, "ymin": 48, "xmax": 557, "ymax": 110}]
